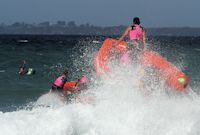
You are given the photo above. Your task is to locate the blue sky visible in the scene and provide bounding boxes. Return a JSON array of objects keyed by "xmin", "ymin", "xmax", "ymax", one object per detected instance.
[{"xmin": 0, "ymin": 0, "xmax": 199, "ymax": 27}]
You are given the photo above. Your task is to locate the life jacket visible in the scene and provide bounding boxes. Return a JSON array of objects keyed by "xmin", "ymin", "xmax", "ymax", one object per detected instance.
[
  {"xmin": 120, "ymin": 52, "xmax": 132, "ymax": 65},
  {"xmin": 129, "ymin": 24, "xmax": 144, "ymax": 40},
  {"xmin": 53, "ymin": 75, "xmax": 66, "ymax": 87}
]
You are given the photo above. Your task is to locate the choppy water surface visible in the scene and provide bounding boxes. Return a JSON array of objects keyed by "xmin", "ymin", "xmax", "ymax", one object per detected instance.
[{"xmin": 0, "ymin": 35, "xmax": 200, "ymax": 135}]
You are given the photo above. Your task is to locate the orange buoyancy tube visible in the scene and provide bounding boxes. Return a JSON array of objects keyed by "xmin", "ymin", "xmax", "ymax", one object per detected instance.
[
  {"xmin": 140, "ymin": 51, "xmax": 190, "ymax": 91},
  {"xmin": 63, "ymin": 81, "xmax": 77, "ymax": 94},
  {"xmin": 94, "ymin": 38, "xmax": 127, "ymax": 76}
]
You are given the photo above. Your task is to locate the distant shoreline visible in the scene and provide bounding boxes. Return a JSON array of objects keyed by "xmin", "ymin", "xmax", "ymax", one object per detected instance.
[{"xmin": 1, "ymin": 21, "xmax": 200, "ymax": 36}]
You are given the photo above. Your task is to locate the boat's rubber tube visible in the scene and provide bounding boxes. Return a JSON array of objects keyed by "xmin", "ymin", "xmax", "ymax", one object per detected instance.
[
  {"xmin": 94, "ymin": 38, "xmax": 127, "ymax": 76},
  {"xmin": 140, "ymin": 51, "xmax": 190, "ymax": 91}
]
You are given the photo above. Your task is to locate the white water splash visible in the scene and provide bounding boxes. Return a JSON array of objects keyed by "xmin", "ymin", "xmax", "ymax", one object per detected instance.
[
  {"xmin": 0, "ymin": 64, "xmax": 200, "ymax": 135},
  {"xmin": 0, "ymin": 40, "xmax": 199, "ymax": 135}
]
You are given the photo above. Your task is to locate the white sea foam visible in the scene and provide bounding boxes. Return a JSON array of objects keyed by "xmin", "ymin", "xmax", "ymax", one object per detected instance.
[
  {"xmin": 0, "ymin": 40, "xmax": 199, "ymax": 135},
  {"xmin": 0, "ymin": 64, "xmax": 200, "ymax": 135}
]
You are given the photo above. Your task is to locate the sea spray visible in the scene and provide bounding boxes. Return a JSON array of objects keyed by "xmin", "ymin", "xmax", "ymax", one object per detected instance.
[{"xmin": 0, "ymin": 38, "xmax": 200, "ymax": 135}]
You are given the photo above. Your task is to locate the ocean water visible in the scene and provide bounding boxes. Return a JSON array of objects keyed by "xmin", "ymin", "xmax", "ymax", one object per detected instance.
[{"xmin": 0, "ymin": 35, "xmax": 200, "ymax": 135}]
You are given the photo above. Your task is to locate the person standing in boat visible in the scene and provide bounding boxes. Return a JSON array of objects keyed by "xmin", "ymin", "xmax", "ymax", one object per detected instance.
[
  {"xmin": 115, "ymin": 17, "xmax": 147, "ymax": 65},
  {"xmin": 115, "ymin": 17, "xmax": 147, "ymax": 51}
]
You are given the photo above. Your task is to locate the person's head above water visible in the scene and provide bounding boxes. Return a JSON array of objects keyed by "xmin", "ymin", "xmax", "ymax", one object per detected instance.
[
  {"xmin": 133, "ymin": 17, "xmax": 140, "ymax": 25},
  {"xmin": 63, "ymin": 69, "xmax": 68, "ymax": 76},
  {"xmin": 19, "ymin": 66, "xmax": 25, "ymax": 70}
]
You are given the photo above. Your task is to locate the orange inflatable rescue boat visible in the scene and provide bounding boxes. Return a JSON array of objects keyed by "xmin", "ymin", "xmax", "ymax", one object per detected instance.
[
  {"xmin": 140, "ymin": 51, "xmax": 190, "ymax": 91},
  {"xmin": 63, "ymin": 81, "xmax": 77, "ymax": 94},
  {"xmin": 94, "ymin": 38, "xmax": 127, "ymax": 76},
  {"xmin": 63, "ymin": 75, "xmax": 89, "ymax": 94},
  {"xmin": 95, "ymin": 38, "xmax": 189, "ymax": 91}
]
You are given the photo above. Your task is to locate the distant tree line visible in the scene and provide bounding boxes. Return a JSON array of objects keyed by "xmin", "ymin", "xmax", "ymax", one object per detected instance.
[{"xmin": 0, "ymin": 21, "xmax": 200, "ymax": 36}]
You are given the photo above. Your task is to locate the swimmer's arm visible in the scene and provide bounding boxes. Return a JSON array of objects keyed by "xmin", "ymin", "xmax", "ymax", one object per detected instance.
[
  {"xmin": 21, "ymin": 60, "xmax": 26, "ymax": 68},
  {"xmin": 18, "ymin": 60, "xmax": 26, "ymax": 75}
]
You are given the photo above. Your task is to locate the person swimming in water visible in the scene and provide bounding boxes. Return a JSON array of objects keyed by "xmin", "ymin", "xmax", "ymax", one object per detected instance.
[
  {"xmin": 18, "ymin": 60, "xmax": 36, "ymax": 76},
  {"xmin": 50, "ymin": 71, "xmax": 89, "ymax": 103}
]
